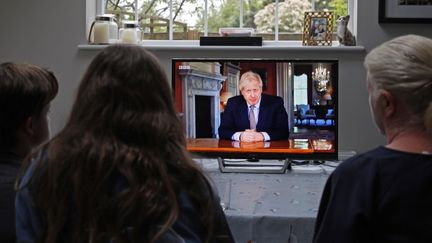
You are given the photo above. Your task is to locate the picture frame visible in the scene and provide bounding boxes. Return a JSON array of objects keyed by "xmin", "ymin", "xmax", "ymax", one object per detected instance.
[
  {"xmin": 302, "ymin": 11, "xmax": 334, "ymax": 46},
  {"xmin": 379, "ymin": 0, "xmax": 432, "ymax": 23}
]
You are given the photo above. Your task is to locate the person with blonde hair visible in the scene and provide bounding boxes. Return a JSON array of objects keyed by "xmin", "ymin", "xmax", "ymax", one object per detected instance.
[
  {"xmin": 313, "ymin": 34, "xmax": 432, "ymax": 242},
  {"xmin": 15, "ymin": 45, "xmax": 234, "ymax": 243},
  {"xmin": 218, "ymin": 71, "xmax": 289, "ymax": 142}
]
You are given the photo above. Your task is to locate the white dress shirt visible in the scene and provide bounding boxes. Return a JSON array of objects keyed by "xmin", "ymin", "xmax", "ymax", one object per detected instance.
[{"xmin": 232, "ymin": 98, "xmax": 270, "ymax": 141}]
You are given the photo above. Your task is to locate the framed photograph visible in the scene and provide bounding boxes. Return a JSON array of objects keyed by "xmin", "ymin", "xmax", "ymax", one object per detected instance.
[
  {"xmin": 302, "ymin": 11, "xmax": 334, "ymax": 46},
  {"xmin": 379, "ymin": 0, "xmax": 432, "ymax": 23}
]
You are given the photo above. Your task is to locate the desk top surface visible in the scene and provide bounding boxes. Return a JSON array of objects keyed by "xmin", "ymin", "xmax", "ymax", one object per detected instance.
[{"xmin": 187, "ymin": 138, "xmax": 335, "ymax": 154}]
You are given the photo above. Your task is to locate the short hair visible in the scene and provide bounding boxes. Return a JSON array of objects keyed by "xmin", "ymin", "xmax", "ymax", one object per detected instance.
[
  {"xmin": 0, "ymin": 62, "xmax": 58, "ymax": 148},
  {"xmin": 239, "ymin": 71, "xmax": 263, "ymax": 91},
  {"xmin": 364, "ymin": 34, "xmax": 432, "ymax": 133}
]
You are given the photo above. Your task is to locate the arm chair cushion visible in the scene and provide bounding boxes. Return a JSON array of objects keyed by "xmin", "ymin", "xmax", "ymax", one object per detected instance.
[{"xmin": 296, "ymin": 104, "xmax": 310, "ymax": 117}]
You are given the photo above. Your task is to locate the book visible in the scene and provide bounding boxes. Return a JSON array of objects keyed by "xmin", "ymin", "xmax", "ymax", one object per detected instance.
[{"xmin": 219, "ymin": 27, "xmax": 255, "ymax": 37}]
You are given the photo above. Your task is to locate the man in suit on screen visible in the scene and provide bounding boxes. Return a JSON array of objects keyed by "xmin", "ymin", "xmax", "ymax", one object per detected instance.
[{"xmin": 218, "ymin": 71, "xmax": 289, "ymax": 142}]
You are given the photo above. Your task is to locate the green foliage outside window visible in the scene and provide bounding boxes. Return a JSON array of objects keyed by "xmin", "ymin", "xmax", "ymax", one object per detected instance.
[
  {"xmin": 105, "ymin": 0, "xmax": 348, "ymax": 40},
  {"xmin": 254, "ymin": 0, "xmax": 312, "ymax": 33}
]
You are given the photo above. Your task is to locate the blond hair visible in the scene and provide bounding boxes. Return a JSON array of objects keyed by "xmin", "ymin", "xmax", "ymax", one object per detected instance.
[
  {"xmin": 239, "ymin": 71, "xmax": 263, "ymax": 91},
  {"xmin": 364, "ymin": 34, "xmax": 432, "ymax": 134}
]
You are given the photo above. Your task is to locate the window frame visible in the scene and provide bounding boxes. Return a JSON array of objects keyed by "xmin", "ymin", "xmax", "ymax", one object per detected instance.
[
  {"xmin": 88, "ymin": 0, "xmax": 356, "ymax": 43},
  {"xmin": 293, "ymin": 74, "xmax": 309, "ymax": 107}
]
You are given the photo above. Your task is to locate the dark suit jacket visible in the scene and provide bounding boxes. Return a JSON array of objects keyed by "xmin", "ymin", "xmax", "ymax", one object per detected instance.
[{"xmin": 218, "ymin": 94, "xmax": 289, "ymax": 140}]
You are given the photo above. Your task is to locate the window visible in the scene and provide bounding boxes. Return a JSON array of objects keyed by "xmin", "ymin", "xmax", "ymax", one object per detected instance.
[
  {"xmin": 98, "ymin": 0, "xmax": 352, "ymax": 41},
  {"xmin": 293, "ymin": 74, "xmax": 308, "ymax": 106}
]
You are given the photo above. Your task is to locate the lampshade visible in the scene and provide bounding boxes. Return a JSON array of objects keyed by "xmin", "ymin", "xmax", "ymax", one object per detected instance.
[{"xmin": 323, "ymin": 93, "xmax": 332, "ymax": 100}]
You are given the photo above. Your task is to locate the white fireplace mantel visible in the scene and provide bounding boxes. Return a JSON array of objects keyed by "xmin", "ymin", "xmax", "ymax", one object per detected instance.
[{"xmin": 179, "ymin": 68, "xmax": 226, "ymax": 138}]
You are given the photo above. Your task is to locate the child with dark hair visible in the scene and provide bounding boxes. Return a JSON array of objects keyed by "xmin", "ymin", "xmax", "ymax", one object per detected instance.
[
  {"xmin": 15, "ymin": 45, "xmax": 234, "ymax": 243},
  {"xmin": 0, "ymin": 62, "xmax": 58, "ymax": 243}
]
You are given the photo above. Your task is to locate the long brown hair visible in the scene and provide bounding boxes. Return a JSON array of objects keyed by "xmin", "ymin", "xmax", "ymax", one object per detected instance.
[{"xmin": 19, "ymin": 45, "xmax": 215, "ymax": 243}]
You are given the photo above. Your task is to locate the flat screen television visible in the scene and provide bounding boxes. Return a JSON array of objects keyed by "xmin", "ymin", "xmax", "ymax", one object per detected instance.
[{"xmin": 172, "ymin": 59, "xmax": 338, "ymax": 161}]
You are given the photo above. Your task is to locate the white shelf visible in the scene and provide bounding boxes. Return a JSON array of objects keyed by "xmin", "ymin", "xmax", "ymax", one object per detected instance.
[{"xmin": 78, "ymin": 41, "xmax": 365, "ymax": 52}]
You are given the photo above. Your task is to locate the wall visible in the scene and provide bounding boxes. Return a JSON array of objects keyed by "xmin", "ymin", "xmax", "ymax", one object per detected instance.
[
  {"xmin": 239, "ymin": 61, "xmax": 277, "ymax": 95},
  {"xmin": 0, "ymin": 0, "xmax": 91, "ymax": 135},
  {"xmin": 1, "ymin": 0, "xmax": 431, "ymax": 154}
]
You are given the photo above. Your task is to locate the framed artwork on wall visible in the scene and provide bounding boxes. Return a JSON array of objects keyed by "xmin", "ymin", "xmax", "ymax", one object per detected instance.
[
  {"xmin": 379, "ymin": 0, "xmax": 432, "ymax": 23},
  {"xmin": 302, "ymin": 11, "xmax": 334, "ymax": 46}
]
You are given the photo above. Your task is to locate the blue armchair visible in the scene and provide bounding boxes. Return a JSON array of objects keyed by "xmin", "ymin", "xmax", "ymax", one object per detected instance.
[
  {"xmin": 296, "ymin": 104, "xmax": 316, "ymax": 124},
  {"xmin": 326, "ymin": 108, "xmax": 335, "ymax": 125}
]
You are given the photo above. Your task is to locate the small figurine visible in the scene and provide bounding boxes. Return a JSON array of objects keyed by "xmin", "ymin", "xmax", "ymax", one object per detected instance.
[{"xmin": 336, "ymin": 15, "xmax": 356, "ymax": 46}]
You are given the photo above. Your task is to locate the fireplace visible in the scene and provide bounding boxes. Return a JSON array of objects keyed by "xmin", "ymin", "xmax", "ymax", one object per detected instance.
[
  {"xmin": 195, "ymin": 95, "xmax": 212, "ymax": 138},
  {"xmin": 179, "ymin": 67, "xmax": 226, "ymax": 138}
]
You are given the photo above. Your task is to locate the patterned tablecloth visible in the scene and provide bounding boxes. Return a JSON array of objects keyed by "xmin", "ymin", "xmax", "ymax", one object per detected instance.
[{"xmin": 198, "ymin": 159, "xmax": 333, "ymax": 243}]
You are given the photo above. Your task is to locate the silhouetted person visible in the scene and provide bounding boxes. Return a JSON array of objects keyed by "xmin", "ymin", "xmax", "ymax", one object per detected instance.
[
  {"xmin": 0, "ymin": 62, "xmax": 58, "ymax": 243},
  {"xmin": 314, "ymin": 35, "xmax": 432, "ymax": 243},
  {"xmin": 218, "ymin": 71, "xmax": 289, "ymax": 142},
  {"xmin": 15, "ymin": 45, "xmax": 234, "ymax": 243}
]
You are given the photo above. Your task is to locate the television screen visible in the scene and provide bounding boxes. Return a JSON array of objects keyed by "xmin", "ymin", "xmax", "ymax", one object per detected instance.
[{"xmin": 172, "ymin": 59, "xmax": 338, "ymax": 160}]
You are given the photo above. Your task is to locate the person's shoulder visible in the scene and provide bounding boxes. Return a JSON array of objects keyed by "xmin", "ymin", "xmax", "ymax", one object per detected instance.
[
  {"xmin": 227, "ymin": 95, "xmax": 245, "ymax": 104},
  {"xmin": 338, "ymin": 146, "xmax": 422, "ymax": 169},
  {"xmin": 332, "ymin": 147, "xmax": 386, "ymax": 178},
  {"xmin": 230, "ymin": 95, "xmax": 243, "ymax": 101},
  {"xmin": 17, "ymin": 150, "xmax": 48, "ymax": 190},
  {"xmin": 262, "ymin": 93, "xmax": 283, "ymax": 103},
  {"xmin": 0, "ymin": 151, "xmax": 22, "ymax": 172}
]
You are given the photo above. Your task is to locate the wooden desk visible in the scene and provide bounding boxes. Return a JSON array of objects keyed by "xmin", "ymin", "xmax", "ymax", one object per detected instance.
[{"xmin": 186, "ymin": 138, "xmax": 335, "ymax": 159}]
